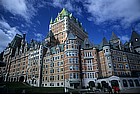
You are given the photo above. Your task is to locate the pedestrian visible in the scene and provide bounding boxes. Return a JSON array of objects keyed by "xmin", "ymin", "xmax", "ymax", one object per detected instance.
[
  {"xmin": 108, "ymin": 86, "xmax": 112, "ymax": 94},
  {"xmin": 113, "ymin": 86, "xmax": 117, "ymax": 93},
  {"xmin": 116, "ymin": 86, "xmax": 120, "ymax": 93}
]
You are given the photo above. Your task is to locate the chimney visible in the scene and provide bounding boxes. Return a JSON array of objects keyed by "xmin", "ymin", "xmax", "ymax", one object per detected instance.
[{"xmin": 23, "ymin": 33, "xmax": 26, "ymax": 40}]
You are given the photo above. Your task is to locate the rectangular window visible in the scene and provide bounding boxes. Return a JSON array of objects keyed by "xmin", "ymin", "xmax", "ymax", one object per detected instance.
[
  {"xmin": 108, "ymin": 63, "xmax": 111, "ymax": 68},
  {"xmin": 61, "ymin": 75, "xmax": 63, "ymax": 79},
  {"xmin": 73, "ymin": 73, "xmax": 76, "ymax": 79},
  {"xmin": 70, "ymin": 73, "xmax": 72, "ymax": 79},
  {"xmin": 50, "ymin": 76, "xmax": 54, "ymax": 81},
  {"xmin": 50, "ymin": 69, "xmax": 54, "ymax": 73},
  {"xmin": 125, "ymin": 64, "xmax": 129, "ymax": 69},
  {"xmin": 70, "ymin": 65, "xmax": 73, "ymax": 70},
  {"xmin": 57, "ymin": 75, "xmax": 60, "ymax": 80}
]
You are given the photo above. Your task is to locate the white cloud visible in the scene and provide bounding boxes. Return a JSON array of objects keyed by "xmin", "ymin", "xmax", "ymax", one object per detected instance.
[
  {"xmin": 0, "ymin": 0, "xmax": 47, "ymax": 22},
  {"xmin": 119, "ymin": 35, "xmax": 129, "ymax": 43},
  {"xmin": 84, "ymin": 0, "xmax": 140, "ymax": 27},
  {"xmin": 0, "ymin": 19, "xmax": 21, "ymax": 52},
  {"xmin": 34, "ymin": 33, "xmax": 44, "ymax": 41},
  {"xmin": 135, "ymin": 23, "xmax": 140, "ymax": 34},
  {"xmin": 0, "ymin": 0, "xmax": 35, "ymax": 22},
  {"xmin": 48, "ymin": 0, "xmax": 82, "ymax": 15},
  {"xmin": 48, "ymin": 0, "xmax": 140, "ymax": 28}
]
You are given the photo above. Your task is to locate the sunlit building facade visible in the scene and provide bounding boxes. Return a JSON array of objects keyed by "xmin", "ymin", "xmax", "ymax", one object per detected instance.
[{"xmin": 0, "ymin": 8, "xmax": 140, "ymax": 90}]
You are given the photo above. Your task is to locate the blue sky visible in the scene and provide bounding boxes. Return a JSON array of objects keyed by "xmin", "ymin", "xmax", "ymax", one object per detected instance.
[{"xmin": 0, "ymin": 0, "xmax": 140, "ymax": 52}]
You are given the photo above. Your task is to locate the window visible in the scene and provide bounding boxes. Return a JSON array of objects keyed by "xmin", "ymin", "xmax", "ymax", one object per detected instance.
[
  {"xmin": 70, "ymin": 73, "xmax": 72, "ymax": 79},
  {"xmin": 108, "ymin": 63, "xmax": 111, "ymax": 68},
  {"xmin": 123, "ymin": 57, "xmax": 127, "ymax": 61},
  {"xmin": 135, "ymin": 38, "xmax": 138, "ymax": 42},
  {"xmin": 50, "ymin": 83, "xmax": 54, "ymax": 86},
  {"xmin": 106, "ymin": 49, "xmax": 108, "ymax": 52},
  {"xmin": 125, "ymin": 64, "xmax": 129, "ymax": 69},
  {"xmin": 89, "ymin": 52, "xmax": 92, "ymax": 56},
  {"xmin": 70, "ymin": 66, "xmax": 73, "ymax": 70},
  {"xmin": 50, "ymin": 76, "xmax": 54, "ymax": 81},
  {"xmin": 61, "ymin": 55, "xmax": 63, "ymax": 58},
  {"xmin": 69, "ymin": 58, "xmax": 72, "ymax": 63},
  {"xmin": 50, "ymin": 69, "xmax": 54, "ymax": 73},
  {"xmin": 123, "ymin": 79, "xmax": 128, "ymax": 87},
  {"xmin": 73, "ymin": 73, "xmax": 76, "ymax": 79},
  {"xmin": 61, "ymin": 75, "xmax": 63, "ymax": 79},
  {"xmin": 134, "ymin": 79, "xmax": 140, "ymax": 86},
  {"xmin": 57, "ymin": 75, "xmax": 60, "ymax": 80},
  {"xmin": 50, "ymin": 63, "xmax": 54, "ymax": 67},
  {"xmin": 128, "ymin": 79, "xmax": 134, "ymax": 87}
]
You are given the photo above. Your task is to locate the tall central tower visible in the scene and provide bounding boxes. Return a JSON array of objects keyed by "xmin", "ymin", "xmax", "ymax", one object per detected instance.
[
  {"xmin": 45, "ymin": 8, "xmax": 88, "ymax": 46},
  {"xmin": 42, "ymin": 8, "xmax": 88, "ymax": 89}
]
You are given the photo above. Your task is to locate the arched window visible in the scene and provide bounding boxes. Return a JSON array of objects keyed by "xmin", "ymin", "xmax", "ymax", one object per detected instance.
[
  {"xmin": 128, "ymin": 79, "xmax": 134, "ymax": 87},
  {"xmin": 123, "ymin": 79, "xmax": 128, "ymax": 87},
  {"xmin": 89, "ymin": 81, "xmax": 95, "ymax": 87},
  {"xmin": 111, "ymin": 80, "xmax": 119, "ymax": 87},
  {"xmin": 134, "ymin": 79, "xmax": 140, "ymax": 87}
]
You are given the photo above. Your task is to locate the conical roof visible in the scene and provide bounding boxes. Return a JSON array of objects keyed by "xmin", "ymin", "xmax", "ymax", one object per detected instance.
[
  {"xmin": 110, "ymin": 32, "xmax": 118, "ymax": 40},
  {"xmin": 100, "ymin": 37, "xmax": 109, "ymax": 46},
  {"xmin": 130, "ymin": 30, "xmax": 140, "ymax": 41}
]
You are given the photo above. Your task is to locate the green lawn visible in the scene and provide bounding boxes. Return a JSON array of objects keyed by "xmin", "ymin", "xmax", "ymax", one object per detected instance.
[{"xmin": 0, "ymin": 82, "xmax": 65, "ymax": 93}]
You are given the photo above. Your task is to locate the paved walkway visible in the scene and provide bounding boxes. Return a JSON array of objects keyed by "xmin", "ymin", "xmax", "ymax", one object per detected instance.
[{"xmin": 120, "ymin": 88, "xmax": 140, "ymax": 93}]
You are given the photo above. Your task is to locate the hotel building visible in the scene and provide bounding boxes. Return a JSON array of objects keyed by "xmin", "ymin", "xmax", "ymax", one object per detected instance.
[{"xmin": 0, "ymin": 8, "xmax": 140, "ymax": 90}]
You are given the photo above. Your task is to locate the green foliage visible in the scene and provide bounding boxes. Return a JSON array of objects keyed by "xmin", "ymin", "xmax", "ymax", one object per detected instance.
[{"xmin": 0, "ymin": 82, "xmax": 64, "ymax": 93}]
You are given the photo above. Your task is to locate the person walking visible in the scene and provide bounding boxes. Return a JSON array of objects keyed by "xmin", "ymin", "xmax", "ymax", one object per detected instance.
[
  {"xmin": 113, "ymin": 86, "xmax": 117, "ymax": 93},
  {"xmin": 116, "ymin": 86, "xmax": 120, "ymax": 93},
  {"xmin": 108, "ymin": 86, "xmax": 112, "ymax": 94}
]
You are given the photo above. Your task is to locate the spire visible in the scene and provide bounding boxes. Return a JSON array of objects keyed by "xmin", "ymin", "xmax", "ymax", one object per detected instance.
[
  {"xmin": 50, "ymin": 17, "xmax": 53, "ymax": 24},
  {"xmin": 110, "ymin": 32, "xmax": 118, "ymax": 40},
  {"xmin": 60, "ymin": 8, "xmax": 69, "ymax": 17},
  {"xmin": 131, "ymin": 30, "xmax": 140, "ymax": 40},
  {"xmin": 103, "ymin": 37, "xmax": 109, "ymax": 45},
  {"xmin": 100, "ymin": 37, "xmax": 109, "ymax": 47}
]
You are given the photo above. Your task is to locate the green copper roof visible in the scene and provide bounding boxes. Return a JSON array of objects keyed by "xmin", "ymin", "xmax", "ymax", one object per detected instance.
[
  {"xmin": 50, "ymin": 44, "xmax": 64, "ymax": 54},
  {"xmin": 60, "ymin": 8, "xmax": 70, "ymax": 16},
  {"xmin": 49, "ymin": 8, "xmax": 87, "ymax": 33}
]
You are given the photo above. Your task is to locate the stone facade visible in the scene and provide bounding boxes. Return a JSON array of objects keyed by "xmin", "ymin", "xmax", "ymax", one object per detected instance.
[{"xmin": 0, "ymin": 8, "xmax": 140, "ymax": 90}]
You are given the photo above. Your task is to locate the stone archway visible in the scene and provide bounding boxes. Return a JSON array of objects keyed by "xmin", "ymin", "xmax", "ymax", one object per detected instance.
[
  {"xmin": 89, "ymin": 81, "xmax": 95, "ymax": 87},
  {"xmin": 101, "ymin": 81, "xmax": 107, "ymax": 88},
  {"xmin": 19, "ymin": 76, "xmax": 24, "ymax": 82},
  {"xmin": 111, "ymin": 80, "xmax": 119, "ymax": 87}
]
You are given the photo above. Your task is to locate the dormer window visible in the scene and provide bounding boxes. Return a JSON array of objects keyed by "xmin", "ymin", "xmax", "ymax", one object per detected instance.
[{"xmin": 135, "ymin": 38, "xmax": 138, "ymax": 42}]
